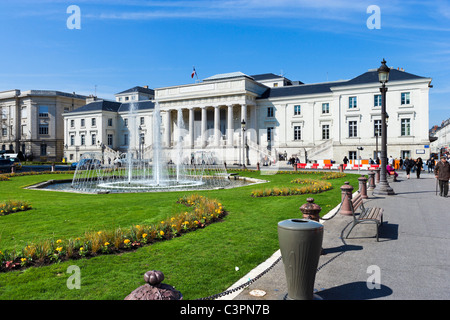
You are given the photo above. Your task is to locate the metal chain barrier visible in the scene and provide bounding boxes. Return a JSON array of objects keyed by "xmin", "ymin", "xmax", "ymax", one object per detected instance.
[{"xmin": 196, "ymin": 193, "xmax": 351, "ymax": 300}]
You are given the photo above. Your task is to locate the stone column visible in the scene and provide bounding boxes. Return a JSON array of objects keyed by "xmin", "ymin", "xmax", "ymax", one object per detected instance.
[
  {"xmin": 214, "ymin": 105, "xmax": 220, "ymax": 146},
  {"xmin": 241, "ymin": 104, "xmax": 247, "ymax": 124},
  {"xmin": 201, "ymin": 107, "xmax": 207, "ymax": 148},
  {"xmin": 368, "ymin": 171, "xmax": 376, "ymax": 191},
  {"xmin": 189, "ymin": 108, "xmax": 194, "ymax": 148},
  {"xmin": 177, "ymin": 108, "xmax": 183, "ymax": 147},
  {"xmin": 340, "ymin": 182, "xmax": 354, "ymax": 216},
  {"xmin": 358, "ymin": 175, "xmax": 368, "ymax": 199},
  {"xmin": 227, "ymin": 105, "xmax": 233, "ymax": 146},
  {"xmin": 165, "ymin": 109, "xmax": 171, "ymax": 147}
]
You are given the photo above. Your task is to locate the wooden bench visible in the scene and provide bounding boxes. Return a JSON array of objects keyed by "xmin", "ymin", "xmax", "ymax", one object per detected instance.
[
  {"xmin": 343, "ymin": 191, "xmax": 384, "ymax": 241},
  {"xmin": 387, "ymin": 170, "xmax": 397, "ymax": 181}
]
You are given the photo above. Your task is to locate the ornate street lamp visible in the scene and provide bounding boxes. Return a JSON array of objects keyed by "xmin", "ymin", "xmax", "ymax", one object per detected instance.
[{"xmin": 374, "ymin": 59, "xmax": 395, "ymax": 195}]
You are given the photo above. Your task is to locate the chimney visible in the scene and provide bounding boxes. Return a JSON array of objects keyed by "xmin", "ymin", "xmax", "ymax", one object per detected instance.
[
  {"xmin": 86, "ymin": 94, "xmax": 97, "ymax": 104},
  {"xmin": 143, "ymin": 85, "xmax": 148, "ymax": 89}
]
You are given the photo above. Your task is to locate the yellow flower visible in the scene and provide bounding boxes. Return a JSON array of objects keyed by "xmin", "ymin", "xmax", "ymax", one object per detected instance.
[
  {"xmin": 184, "ymin": 221, "xmax": 189, "ymax": 225},
  {"xmin": 56, "ymin": 247, "xmax": 63, "ymax": 252},
  {"xmin": 79, "ymin": 247, "xmax": 84, "ymax": 251},
  {"xmin": 124, "ymin": 239, "xmax": 130, "ymax": 244},
  {"xmin": 159, "ymin": 230, "xmax": 164, "ymax": 236},
  {"xmin": 97, "ymin": 231, "xmax": 102, "ymax": 235},
  {"xmin": 21, "ymin": 258, "xmax": 27, "ymax": 262},
  {"xmin": 142, "ymin": 233, "xmax": 147, "ymax": 238},
  {"xmin": 171, "ymin": 217, "xmax": 175, "ymax": 222},
  {"xmin": 161, "ymin": 221, "xmax": 164, "ymax": 224},
  {"xmin": 56, "ymin": 239, "xmax": 62, "ymax": 244},
  {"xmin": 104, "ymin": 242, "xmax": 110, "ymax": 246}
]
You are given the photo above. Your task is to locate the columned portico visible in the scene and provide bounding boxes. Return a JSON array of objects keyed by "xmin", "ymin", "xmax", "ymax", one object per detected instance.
[{"xmin": 161, "ymin": 103, "xmax": 254, "ymax": 149}]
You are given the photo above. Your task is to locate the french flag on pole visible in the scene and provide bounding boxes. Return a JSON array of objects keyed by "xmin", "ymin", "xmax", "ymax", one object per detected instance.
[{"xmin": 191, "ymin": 67, "xmax": 197, "ymax": 79}]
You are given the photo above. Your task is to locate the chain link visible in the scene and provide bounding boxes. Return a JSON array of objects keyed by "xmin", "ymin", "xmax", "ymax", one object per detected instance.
[{"xmin": 196, "ymin": 194, "xmax": 350, "ymax": 300}]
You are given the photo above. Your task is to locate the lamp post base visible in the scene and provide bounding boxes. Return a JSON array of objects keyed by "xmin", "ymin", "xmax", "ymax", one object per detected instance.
[{"xmin": 373, "ymin": 181, "xmax": 395, "ymax": 196}]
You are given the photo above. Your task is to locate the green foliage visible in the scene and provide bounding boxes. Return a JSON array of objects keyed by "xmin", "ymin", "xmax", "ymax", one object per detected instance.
[{"xmin": 0, "ymin": 171, "xmax": 359, "ymax": 299}]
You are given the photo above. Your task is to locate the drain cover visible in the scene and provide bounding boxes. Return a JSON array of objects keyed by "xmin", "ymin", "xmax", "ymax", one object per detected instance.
[{"xmin": 249, "ymin": 289, "xmax": 266, "ymax": 297}]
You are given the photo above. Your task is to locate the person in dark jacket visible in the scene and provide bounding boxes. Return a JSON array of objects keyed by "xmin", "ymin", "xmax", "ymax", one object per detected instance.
[
  {"xmin": 415, "ymin": 157, "xmax": 423, "ymax": 178},
  {"xmin": 404, "ymin": 158, "xmax": 414, "ymax": 179},
  {"xmin": 434, "ymin": 156, "xmax": 450, "ymax": 197}
]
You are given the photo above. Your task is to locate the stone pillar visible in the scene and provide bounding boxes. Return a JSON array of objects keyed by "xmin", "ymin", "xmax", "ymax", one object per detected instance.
[
  {"xmin": 227, "ymin": 105, "xmax": 233, "ymax": 146},
  {"xmin": 358, "ymin": 175, "xmax": 368, "ymax": 199},
  {"xmin": 201, "ymin": 107, "xmax": 207, "ymax": 148},
  {"xmin": 214, "ymin": 105, "xmax": 220, "ymax": 146},
  {"xmin": 165, "ymin": 110, "xmax": 171, "ymax": 147},
  {"xmin": 189, "ymin": 108, "xmax": 194, "ymax": 148},
  {"xmin": 340, "ymin": 182, "xmax": 354, "ymax": 216},
  {"xmin": 241, "ymin": 104, "xmax": 247, "ymax": 124},
  {"xmin": 177, "ymin": 109, "xmax": 183, "ymax": 147},
  {"xmin": 368, "ymin": 171, "xmax": 376, "ymax": 191},
  {"xmin": 375, "ymin": 168, "xmax": 380, "ymax": 183},
  {"xmin": 299, "ymin": 198, "xmax": 322, "ymax": 222}
]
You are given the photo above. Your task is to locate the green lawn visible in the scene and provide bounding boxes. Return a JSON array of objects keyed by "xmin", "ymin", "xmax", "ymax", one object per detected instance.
[{"xmin": 0, "ymin": 170, "xmax": 360, "ymax": 300}]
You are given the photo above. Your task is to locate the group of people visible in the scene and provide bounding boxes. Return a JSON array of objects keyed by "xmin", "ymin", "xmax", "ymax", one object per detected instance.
[{"xmin": 342, "ymin": 153, "xmax": 450, "ymax": 197}]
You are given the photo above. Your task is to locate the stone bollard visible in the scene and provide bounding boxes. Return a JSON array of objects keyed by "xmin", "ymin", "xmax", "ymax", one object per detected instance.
[
  {"xmin": 294, "ymin": 163, "xmax": 297, "ymax": 171},
  {"xmin": 358, "ymin": 175, "xmax": 368, "ymax": 199},
  {"xmin": 368, "ymin": 171, "xmax": 376, "ymax": 191},
  {"xmin": 375, "ymin": 168, "xmax": 380, "ymax": 183},
  {"xmin": 339, "ymin": 164, "xmax": 344, "ymax": 172},
  {"xmin": 299, "ymin": 198, "xmax": 324, "ymax": 255},
  {"xmin": 340, "ymin": 182, "xmax": 354, "ymax": 216},
  {"xmin": 257, "ymin": 162, "xmax": 260, "ymax": 171},
  {"xmin": 299, "ymin": 197, "xmax": 321, "ymax": 222},
  {"xmin": 51, "ymin": 162, "xmax": 56, "ymax": 172},
  {"xmin": 124, "ymin": 270, "xmax": 182, "ymax": 300},
  {"xmin": 11, "ymin": 165, "xmax": 15, "ymax": 174}
]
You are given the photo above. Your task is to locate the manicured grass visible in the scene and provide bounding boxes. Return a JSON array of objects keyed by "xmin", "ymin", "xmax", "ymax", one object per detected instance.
[{"xmin": 0, "ymin": 170, "xmax": 360, "ymax": 300}]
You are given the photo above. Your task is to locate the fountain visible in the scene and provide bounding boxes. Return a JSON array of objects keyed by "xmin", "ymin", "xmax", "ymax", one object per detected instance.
[{"xmin": 66, "ymin": 102, "xmax": 241, "ymax": 193}]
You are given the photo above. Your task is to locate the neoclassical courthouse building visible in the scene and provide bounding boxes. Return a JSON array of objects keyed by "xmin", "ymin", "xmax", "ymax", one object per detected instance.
[{"xmin": 63, "ymin": 67, "xmax": 433, "ymax": 165}]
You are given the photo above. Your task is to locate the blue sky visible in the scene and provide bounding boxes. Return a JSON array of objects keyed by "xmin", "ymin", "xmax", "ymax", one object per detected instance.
[{"xmin": 0, "ymin": 0, "xmax": 449, "ymax": 127}]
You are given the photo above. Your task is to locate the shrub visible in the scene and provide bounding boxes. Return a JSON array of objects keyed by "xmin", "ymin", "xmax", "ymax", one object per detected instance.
[{"xmin": 0, "ymin": 200, "xmax": 32, "ymax": 216}]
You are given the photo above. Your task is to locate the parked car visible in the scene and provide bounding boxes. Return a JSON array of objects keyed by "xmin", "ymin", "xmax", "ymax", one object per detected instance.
[
  {"xmin": 9, "ymin": 158, "xmax": 22, "ymax": 170},
  {"xmin": 76, "ymin": 158, "xmax": 101, "ymax": 170},
  {"xmin": 0, "ymin": 159, "xmax": 12, "ymax": 173}
]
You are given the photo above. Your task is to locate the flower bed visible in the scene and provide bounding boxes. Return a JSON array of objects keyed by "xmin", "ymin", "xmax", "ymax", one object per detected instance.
[
  {"xmin": 0, "ymin": 194, "xmax": 225, "ymax": 272},
  {"xmin": 0, "ymin": 200, "xmax": 32, "ymax": 216},
  {"xmin": 251, "ymin": 178, "xmax": 332, "ymax": 197}
]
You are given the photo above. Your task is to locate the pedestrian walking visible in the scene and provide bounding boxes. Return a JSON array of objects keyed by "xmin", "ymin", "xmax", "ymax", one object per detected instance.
[
  {"xmin": 434, "ymin": 156, "xmax": 450, "ymax": 197},
  {"xmin": 427, "ymin": 157, "xmax": 435, "ymax": 173},
  {"xmin": 343, "ymin": 156, "xmax": 349, "ymax": 165},
  {"xmin": 404, "ymin": 157, "xmax": 414, "ymax": 179},
  {"xmin": 415, "ymin": 157, "xmax": 423, "ymax": 178}
]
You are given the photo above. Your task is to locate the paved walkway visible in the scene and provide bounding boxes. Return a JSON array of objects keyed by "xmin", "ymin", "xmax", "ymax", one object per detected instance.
[{"xmin": 223, "ymin": 170, "xmax": 450, "ymax": 300}]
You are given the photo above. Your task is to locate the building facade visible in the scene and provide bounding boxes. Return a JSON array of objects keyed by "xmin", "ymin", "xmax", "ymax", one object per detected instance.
[
  {"xmin": 64, "ymin": 67, "xmax": 433, "ymax": 165},
  {"xmin": 430, "ymin": 118, "xmax": 450, "ymax": 156},
  {"xmin": 156, "ymin": 69, "xmax": 432, "ymax": 164},
  {"xmin": 0, "ymin": 89, "xmax": 87, "ymax": 162},
  {"xmin": 63, "ymin": 87, "xmax": 155, "ymax": 163}
]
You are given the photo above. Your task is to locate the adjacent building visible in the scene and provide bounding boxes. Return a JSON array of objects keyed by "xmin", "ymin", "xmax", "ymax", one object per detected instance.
[
  {"xmin": 0, "ymin": 89, "xmax": 87, "ymax": 162},
  {"xmin": 63, "ymin": 87, "xmax": 155, "ymax": 162}
]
